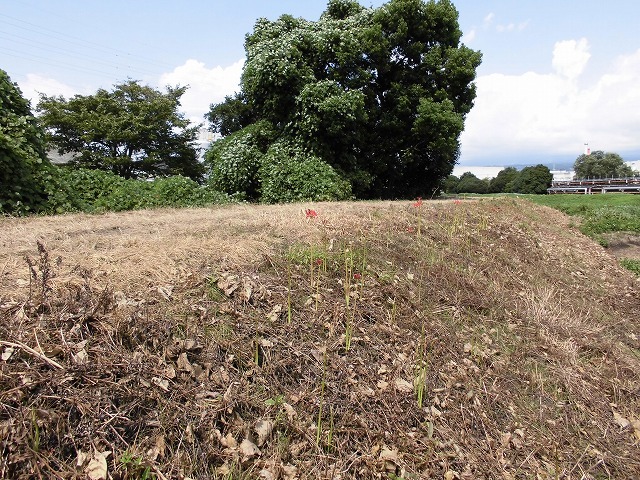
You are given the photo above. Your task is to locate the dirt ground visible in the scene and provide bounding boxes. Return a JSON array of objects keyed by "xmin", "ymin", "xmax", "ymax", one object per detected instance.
[{"xmin": 605, "ymin": 233, "xmax": 640, "ymax": 259}]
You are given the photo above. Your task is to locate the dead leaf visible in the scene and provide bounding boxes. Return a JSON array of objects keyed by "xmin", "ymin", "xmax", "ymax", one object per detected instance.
[
  {"xmin": 283, "ymin": 402, "xmax": 297, "ymax": 421},
  {"xmin": 266, "ymin": 304, "xmax": 282, "ymax": 322},
  {"xmin": 379, "ymin": 447, "xmax": 399, "ymax": 473},
  {"xmin": 282, "ymin": 464, "xmax": 298, "ymax": 480},
  {"xmin": 377, "ymin": 380, "xmax": 389, "ymax": 390},
  {"xmin": 86, "ymin": 450, "xmax": 110, "ymax": 480},
  {"xmin": 217, "ymin": 275, "xmax": 239, "ymax": 296},
  {"xmin": 255, "ymin": 419, "xmax": 273, "ymax": 447},
  {"xmin": 73, "ymin": 348, "xmax": 88, "ymax": 365},
  {"xmin": 631, "ymin": 418, "xmax": 640, "ymax": 441},
  {"xmin": 177, "ymin": 352, "xmax": 194, "ymax": 375},
  {"xmin": 394, "ymin": 378, "xmax": 413, "ymax": 393},
  {"xmin": 259, "ymin": 469, "xmax": 276, "ymax": 480},
  {"xmin": 76, "ymin": 450, "xmax": 89, "ymax": 467},
  {"xmin": 151, "ymin": 377, "xmax": 169, "ymax": 392},
  {"xmin": 221, "ymin": 432, "xmax": 238, "ymax": 449},
  {"xmin": 147, "ymin": 435, "xmax": 166, "ymax": 461},
  {"xmin": 613, "ymin": 411, "xmax": 631, "ymax": 429},
  {"xmin": 239, "ymin": 438, "xmax": 261, "ymax": 460},
  {"xmin": 2, "ymin": 346, "xmax": 14, "ymax": 361}
]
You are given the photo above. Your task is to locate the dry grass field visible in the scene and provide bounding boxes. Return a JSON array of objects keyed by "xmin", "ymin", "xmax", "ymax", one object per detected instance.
[{"xmin": 1, "ymin": 198, "xmax": 639, "ymax": 479}]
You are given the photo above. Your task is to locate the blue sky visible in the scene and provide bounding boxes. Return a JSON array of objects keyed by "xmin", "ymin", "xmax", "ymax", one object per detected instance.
[{"xmin": 2, "ymin": 0, "xmax": 639, "ymax": 171}]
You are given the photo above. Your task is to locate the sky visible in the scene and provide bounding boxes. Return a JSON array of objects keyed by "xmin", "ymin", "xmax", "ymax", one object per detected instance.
[{"xmin": 2, "ymin": 0, "xmax": 640, "ymax": 173}]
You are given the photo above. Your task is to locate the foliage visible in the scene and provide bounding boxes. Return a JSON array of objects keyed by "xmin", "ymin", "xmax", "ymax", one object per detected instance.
[
  {"xmin": 258, "ymin": 141, "xmax": 352, "ymax": 203},
  {"xmin": 0, "ymin": 68, "xmax": 51, "ymax": 215},
  {"xmin": 489, "ymin": 167, "xmax": 519, "ymax": 193},
  {"xmin": 204, "ymin": 120, "xmax": 276, "ymax": 199},
  {"xmin": 442, "ymin": 174, "xmax": 459, "ymax": 193},
  {"xmin": 41, "ymin": 165, "xmax": 234, "ymax": 214},
  {"xmin": 42, "ymin": 166, "xmax": 127, "ymax": 213},
  {"xmin": 508, "ymin": 164, "xmax": 552, "ymax": 194},
  {"xmin": 205, "ymin": 0, "xmax": 481, "ymax": 200},
  {"xmin": 37, "ymin": 80, "xmax": 204, "ymax": 181},
  {"xmin": 206, "ymin": 92, "xmax": 256, "ymax": 137},
  {"xmin": 573, "ymin": 151, "xmax": 635, "ymax": 179},
  {"xmin": 455, "ymin": 172, "xmax": 488, "ymax": 194}
]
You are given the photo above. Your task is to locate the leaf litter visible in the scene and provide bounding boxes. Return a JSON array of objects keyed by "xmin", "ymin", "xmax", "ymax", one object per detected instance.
[{"xmin": 1, "ymin": 198, "xmax": 639, "ymax": 478}]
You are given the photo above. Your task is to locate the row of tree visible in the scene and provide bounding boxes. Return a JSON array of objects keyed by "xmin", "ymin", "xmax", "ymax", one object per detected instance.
[
  {"xmin": 3, "ymin": 0, "xmax": 483, "ymax": 213},
  {"xmin": 3, "ymin": 0, "xmax": 637, "ymax": 215},
  {"xmin": 444, "ymin": 165, "xmax": 553, "ymax": 195}
]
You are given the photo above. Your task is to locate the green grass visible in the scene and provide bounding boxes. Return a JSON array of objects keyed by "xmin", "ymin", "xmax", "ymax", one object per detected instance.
[
  {"xmin": 525, "ymin": 194, "xmax": 640, "ymax": 236},
  {"xmin": 620, "ymin": 259, "xmax": 640, "ymax": 276}
]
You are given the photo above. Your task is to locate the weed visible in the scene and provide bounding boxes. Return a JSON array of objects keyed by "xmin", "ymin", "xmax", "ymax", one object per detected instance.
[
  {"xmin": 119, "ymin": 450, "xmax": 154, "ymax": 479},
  {"xmin": 620, "ymin": 258, "xmax": 640, "ymax": 276},
  {"xmin": 29, "ymin": 409, "xmax": 40, "ymax": 453},
  {"xmin": 24, "ymin": 240, "xmax": 60, "ymax": 311}
]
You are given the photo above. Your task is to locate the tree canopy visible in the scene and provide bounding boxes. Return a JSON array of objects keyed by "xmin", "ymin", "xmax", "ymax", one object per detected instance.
[
  {"xmin": 488, "ymin": 167, "xmax": 518, "ymax": 193},
  {"xmin": 206, "ymin": 0, "xmax": 481, "ymax": 201},
  {"xmin": 573, "ymin": 151, "xmax": 634, "ymax": 179},
  {"xmin": 0, "ymin": 68, "xmax": 50, "ymax": 214},
  {"xmin": 509, "ymin": 164, "xmax": 552, "ymax": 194},
  {"xmin": 38, "ymin": 80, "xmax": 204, "ymax": 181}
]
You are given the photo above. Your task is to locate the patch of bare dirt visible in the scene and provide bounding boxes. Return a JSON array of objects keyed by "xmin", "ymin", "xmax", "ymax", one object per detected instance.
[
  {"xmin": 1, "ymin": 199, "xmax": 639, "ymax": 479},
  {"xmin": 604, "ymin": 233, "xmax": 640, "ymax": 259}
]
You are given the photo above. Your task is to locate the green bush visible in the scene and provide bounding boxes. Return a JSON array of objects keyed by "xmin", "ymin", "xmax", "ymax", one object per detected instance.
[
  {"xmin": 204, "ymin": 120, "xmax": 275, "ymax": 199},
  {"xmin": 93, "ymin": 180, "xmax": 155, "ymax": 212},
  {"xmin": 43, "ymin": 166, "xmax": 128, "ymax": 213},
  {"xmin": 259, "ymin": 141, "xmax": 352, "ymax": 203},
  {"xmin": 1, "ymin": 69, "xmax": 50, "ymax": 215}
]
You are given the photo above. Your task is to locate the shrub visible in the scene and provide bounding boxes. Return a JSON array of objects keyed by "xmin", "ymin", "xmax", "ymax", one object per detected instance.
[
  {"xmin": 259, "ymin": 141, "xmax": 352, "ymax": 203},
  {"xmin": 204, "ymin": 120, "xmax": 275, "ymax": 199}
]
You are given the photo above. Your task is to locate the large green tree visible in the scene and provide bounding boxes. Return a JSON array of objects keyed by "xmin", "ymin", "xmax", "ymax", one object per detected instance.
[
  {"xmin": 573, "ymin": 151, "xmax": 634, "ymax": 179},
  {"xmin": 0, "ymin": 69, "xmax": 50, "ymax": 214},
  {"xmin": 509, "ymin": 164, "xmax": 552, "ymax": 194},
  {"xmin": 206, "ymin": 0, "xmax": 481, "ymax": 201},
  {"xmin": 488, "ymin": 167, "xmax": 518, "ymax": 193},
  {"xmin": 38, "ymin": 80, "xmax": 204, "ymax": 181}
]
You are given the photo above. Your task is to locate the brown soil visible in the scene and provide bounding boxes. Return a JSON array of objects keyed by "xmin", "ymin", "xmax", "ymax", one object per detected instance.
[
  {"xmin": 1, "ymin": 198, "xmax": 639, "ymax": 479},
  {"xmin": 604, "ymin": 233, "xmax": 640, "ymax": 260}
]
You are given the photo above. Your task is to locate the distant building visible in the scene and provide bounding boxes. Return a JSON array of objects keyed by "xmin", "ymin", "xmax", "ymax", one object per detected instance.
[
  {"xmin": 626, "ymin": 160, "xmax": 640, "ymax": 173},
  {"xmin": 550, "ymin": 170, "xmax": 574, "ymax": 182}
]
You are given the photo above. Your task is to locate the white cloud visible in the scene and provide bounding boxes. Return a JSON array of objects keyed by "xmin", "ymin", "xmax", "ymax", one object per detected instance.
[
  {"xmin": 461, "ymin": 43, "xmax": 640, "ymax": 162},
  {"xmin": 552, "ymin": 38, "xmax": 590, "ymax": 79},
  {"xmin": 496, "ymin": 20, "xmax": 529, "ymax": 33},
  {"xmin": 158, "ymin": 58, "xmax": 244, "ymax": 125},
  {"xmin": 483, "ymin": 13, "xmax": 495, "ymax": 26},
  {"xmin": 19, "ymin": 74, "xmax": 84, "ymax": 106},
  {"xmin": 462, "ymin": 28, "xmax": 476, "ymax": 44}
]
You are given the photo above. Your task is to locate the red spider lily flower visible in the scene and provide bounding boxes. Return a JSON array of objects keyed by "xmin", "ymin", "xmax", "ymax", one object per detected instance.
[
  {"xmin": 412, "ymin": 197, "xmax": 423, "ymax": 208},
  {"xmin": 406, "ymin": 227, "xmax": 415, "ymax": 233},
  {"xmin": 305, "ymin": 209, "xmax": 318, "ymax": 218},
  {"xmin": 454, "ymin": 199, "xmax": 462, "ymax": 205},
  {"xmin": 353, "ymin": 273, "xmax": 362, "ymax": 280},
  {"xmin": 315, "ymin": 258, "xmax": 323, "ymax": 266}
]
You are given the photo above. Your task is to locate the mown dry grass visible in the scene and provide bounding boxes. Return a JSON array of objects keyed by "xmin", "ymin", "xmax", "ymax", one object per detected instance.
[{"xmin": 1, "ymin": 198, "xmax": 639, "ymax": 479}]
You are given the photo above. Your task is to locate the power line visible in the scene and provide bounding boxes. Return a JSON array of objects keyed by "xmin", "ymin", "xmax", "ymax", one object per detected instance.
[
  {"xmin": 0, "ymin": 13, "xmax": 177, "ymax": 71},
  {"xmin": 0, "ymin": 32, "xmax": 162, "ymax": 78}
]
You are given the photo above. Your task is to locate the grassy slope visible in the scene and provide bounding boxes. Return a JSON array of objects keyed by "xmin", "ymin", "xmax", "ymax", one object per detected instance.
[
  {"xmin": 1, "ymin": 198, "xmax": 639, "ymax": 479},
  {"xmin": 527, "ymin": 193, "xmax": 640, "ymax": 237}
]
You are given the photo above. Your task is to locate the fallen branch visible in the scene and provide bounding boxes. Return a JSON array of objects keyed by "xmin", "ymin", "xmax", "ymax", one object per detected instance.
[{"xmin": 0, "ymin": 340, "xmax": 64, "ymax": 370}]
